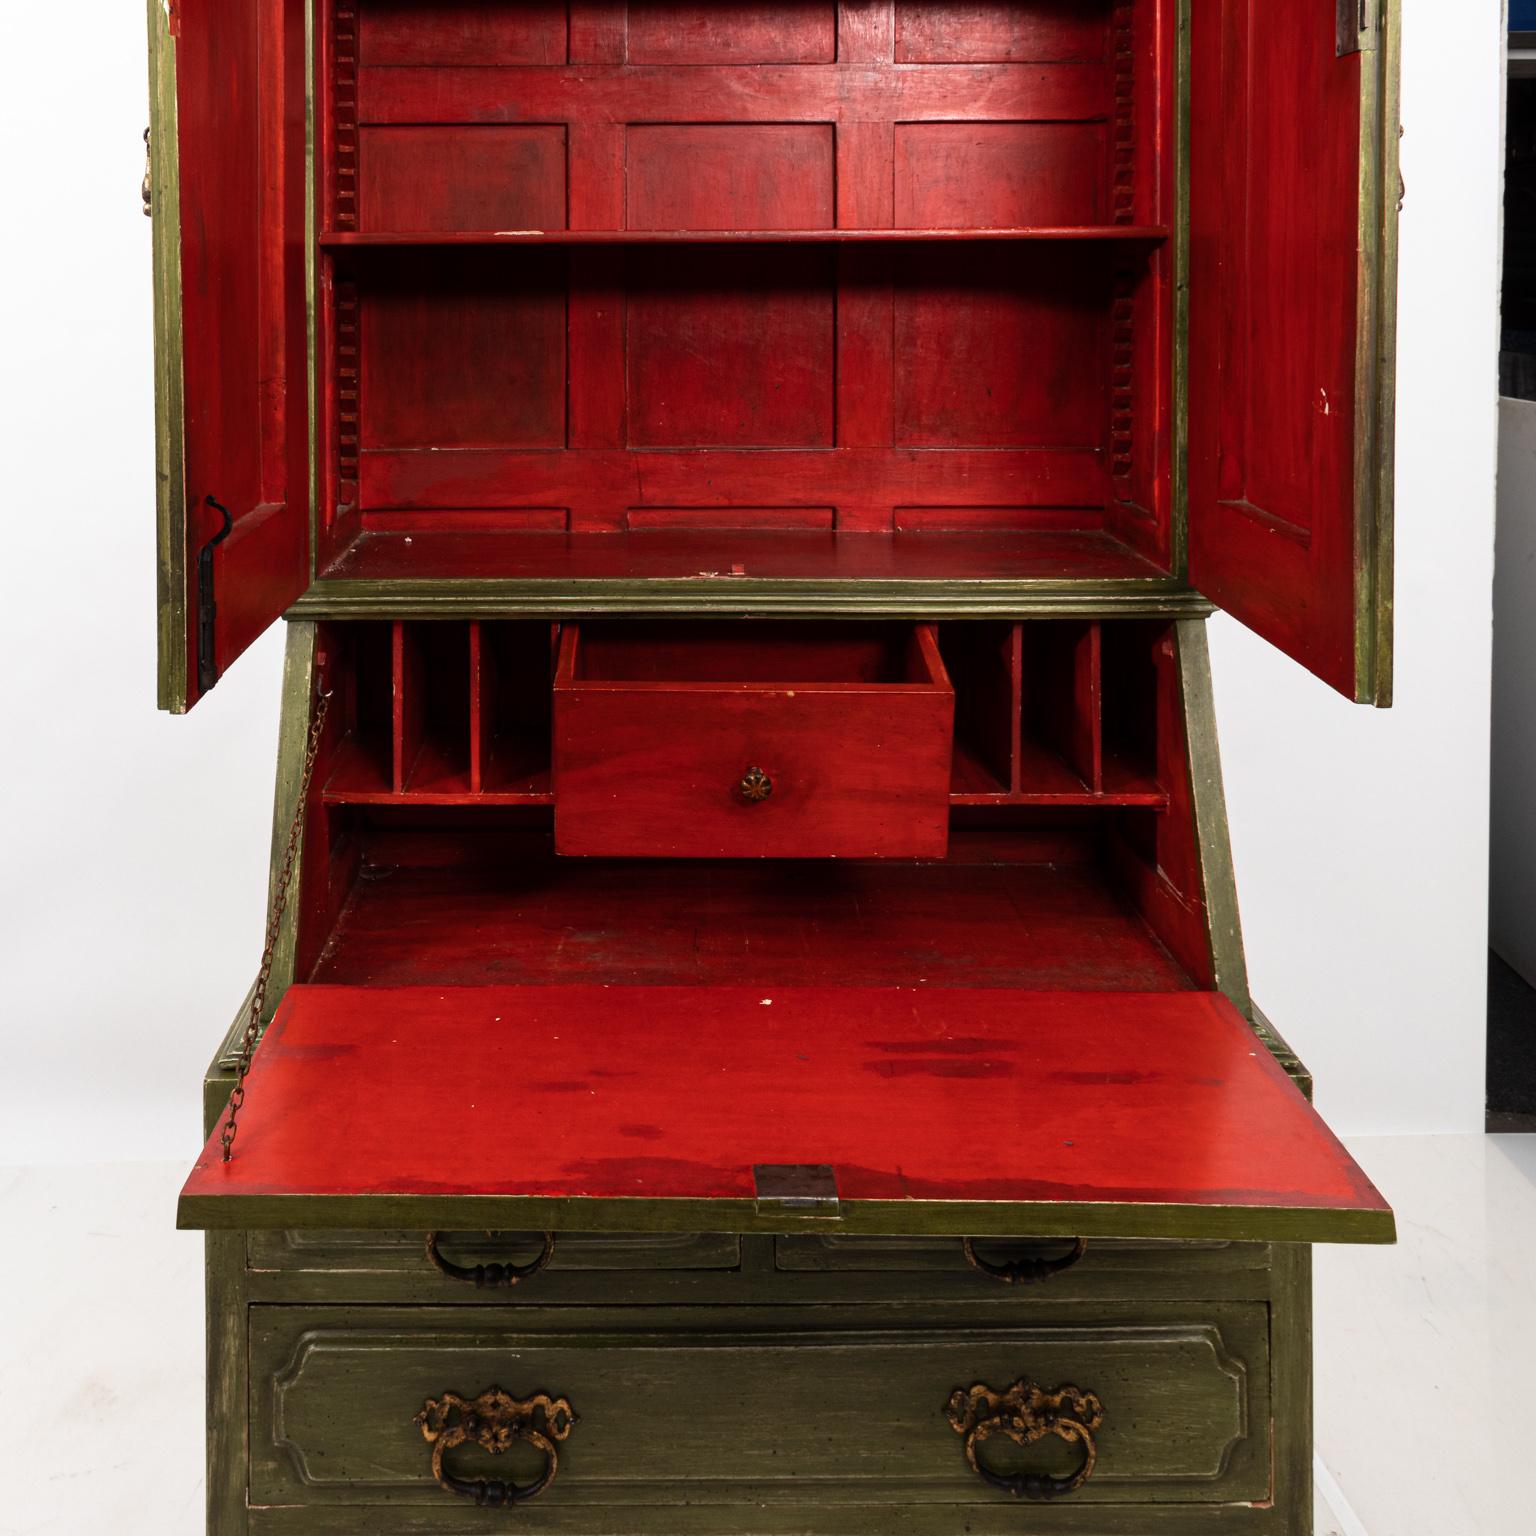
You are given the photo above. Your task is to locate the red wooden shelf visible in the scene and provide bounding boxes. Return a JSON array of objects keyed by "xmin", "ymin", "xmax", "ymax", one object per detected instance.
[
  {"xmin": 950, "ymin": 739, "xmax": 1166, "ymax": 808},
  {"xmin": 323, "ymin": 736, "xmax": 553, "ymax": 807},
  {"xmin": 320, "ymin": 226, "xmax": 1172, "ymax": 248},
  {"xmin": 179, "ymin": 983, "xmax": 1393, "ymax": 1243}
]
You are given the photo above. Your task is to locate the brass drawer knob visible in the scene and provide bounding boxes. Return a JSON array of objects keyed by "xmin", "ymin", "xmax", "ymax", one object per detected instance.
[
  {"xmin": 962, "ymin": 1236, "xmax": 1088, "ymax": 1285},
  {"xmin": 947, "ymin": 1378, "xmax": 1105, "ymax": 1500},
  {"xmin": 738, "ymin": 766, "xmax": 773, "ymax": 803},
  {"xmin": 416, "ymin": 1388, "xmax": 576, "ymax": 1507},
  {"xmin": 426, "ymin": 1231, "xmax": 556, "ymax": 1288}
]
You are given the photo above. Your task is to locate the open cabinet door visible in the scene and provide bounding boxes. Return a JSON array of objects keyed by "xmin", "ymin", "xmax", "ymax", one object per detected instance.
[
  {"xmin": 1188, "ymin": 0, "xmax": 1399, "ymax": 704},
  {"xmin": 147, "ymin": 0, "xmax": 310, "ymax": 712}
]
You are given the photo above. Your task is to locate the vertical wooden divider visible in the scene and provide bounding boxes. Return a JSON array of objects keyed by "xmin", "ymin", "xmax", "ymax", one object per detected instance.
[
  {"xmin": 468, "ymin": 623, "xmax": 485, "ymax": 795},
  {"xmin": 469, "ymin": 623, "xmax": 498, "ymax": 796},
  {"xmin": 391, "ymin": 622, "xmax": 424, "ymax": 795},
  {"xmin": 1077, "ymin": 623, "xmax": 1105, "ymax": 794},
  {"xmin": 1006, "ymin": 624, "xmax": 1025, "ymax": 795}
]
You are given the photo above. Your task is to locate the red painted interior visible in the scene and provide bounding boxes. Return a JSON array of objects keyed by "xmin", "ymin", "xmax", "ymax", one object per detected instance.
[
  {"xmin": 1188, "ymin": 0, "xmax": 1369, "ymax": 698},
  {"xmin": 552, "ymin": 622, "xmax": 955, "ymax": 858},
  {"xmin": 181, "ymin": 984, "xmax": 1390, "ymax": 1225},
  {"xmin": 304, "ymin": 824, "xmax": 1193, "ymax": 992},
  {"xmin": 315, "ymin": 619, "xmax": 1169, "ymax": 811},
  {"xmin": 311, "ymin": 0, "xmax": 1177, "ymax": 578},
  {"xmin": 172, "ymin": 0, "xmax": 310, "ymax": 706},
  {"xmin": 170, "ymin": 0, "xmax": 1384, "ymax": 706}
]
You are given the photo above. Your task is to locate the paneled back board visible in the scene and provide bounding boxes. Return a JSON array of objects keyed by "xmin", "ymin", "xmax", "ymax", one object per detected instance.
[
  {"xmin": 151, "ymin": 0, "xmax": 1399, "ymax": 707},
  {"xmin": 316, "ymin": 0, "xmax": 1174, "ymax": 567}
]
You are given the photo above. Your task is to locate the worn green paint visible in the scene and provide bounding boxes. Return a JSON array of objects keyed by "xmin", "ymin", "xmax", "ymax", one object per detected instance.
[
  {"xmin": 264, "ymin": 623, "xmax": 321, "ymax": 1008},
  {"xmin": 1177, "ymin": 620, "xmax": 1252, "ymax": 1015},
  {"xmin": 1352, "ymin": 0, "xmax": 1402, "ymax": 708},
  {"xmin": 248, "ymin": 1301, "xmax": 1271, "ymax": 1507},
  {"xmin": 242, "ymin": 1232, "xmax": 1278, "ymax": 1310},
  {"xmin": 206, "ymin": 1232, "xmax": 248, "ymax": 1536},
  {"xmin": 287, "ymin": 579, "xmax": 1216, "ymax": 623},
  {"xmin": 147, "ymin": 0, "xmax": 187, "ymax": 714},
  {"xmin": 1268, "ymin": 1242, "xmax": 1315, "ymax": 1536},
  {"xmin": 179, "ymin": 1188, "xmax": 1394, "ymax": 1245},
  {"xmin": 246, "ymin": 1501, "xmax": 1307, "ymax": 1534},
  {"xmin": 1251, "ymin": 1007, "xmax": 1315, "ymax": 1103}
]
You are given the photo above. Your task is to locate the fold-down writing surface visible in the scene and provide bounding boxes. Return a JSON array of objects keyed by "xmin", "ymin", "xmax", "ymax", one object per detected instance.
[{"xmin": 180, "ymin": 986, "xmax": 1393, "ymax": 1243}]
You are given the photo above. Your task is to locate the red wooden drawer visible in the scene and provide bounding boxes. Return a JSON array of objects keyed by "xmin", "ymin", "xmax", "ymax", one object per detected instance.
[{"xmin": 553, "ymin": 622, "xmax": 954, "ymax": 858}]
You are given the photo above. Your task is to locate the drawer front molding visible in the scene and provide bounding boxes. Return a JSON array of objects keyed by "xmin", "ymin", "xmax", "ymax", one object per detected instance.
[{"xmin": 253, "ymin": 1305, "xmax": 1265, "ymax": 1507}]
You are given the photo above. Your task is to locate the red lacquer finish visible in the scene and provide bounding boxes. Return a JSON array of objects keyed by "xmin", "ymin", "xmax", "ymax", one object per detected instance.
[
  {"xmin": 309, "ymin": 832, "xmax": 1198, "ymax": 993},
  {"xmin": 179, "ymin": 984, "xmax": 1391, "ymax": 1238},
  {"xmin": 307, "ymin": 0, "xmax": 1176, "ymax": 571},
  {"xmin": 1187, "ymin": 0, "xmax": 1385, "ymax": 701},
  {"xmin": 171, "ymin": 0, "xmax": 310, "ymax": 710}
]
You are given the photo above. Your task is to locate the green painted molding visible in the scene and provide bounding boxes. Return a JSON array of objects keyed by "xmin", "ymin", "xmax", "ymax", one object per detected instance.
[
  {"xmin": 179, "ymin": 1189, "xmax": 1395, "ymax": 1246},
  {"xmin": 147, "ymin": 0, "xmax": 187, "ymax": 713},
  {"xmin": 287, "ymin": 579, "xmax": 1218, "ymax": 622},
  {"xmin": 1177, "ymin": 619, "xmax": 1252, "ymax": 1014}
]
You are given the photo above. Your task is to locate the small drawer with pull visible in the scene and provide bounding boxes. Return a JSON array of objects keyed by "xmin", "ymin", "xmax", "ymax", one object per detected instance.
[
  {"xmin": 552, "ymin": 621, "xmax": 955, "ymax": 858},
  {"xmin": 248, "ymin": 1229, "xmax": 741, "ymax": 1283},
  {"xmin": 775, "ymin": 1233, "xmax": 1271, "ymax": 1288}
]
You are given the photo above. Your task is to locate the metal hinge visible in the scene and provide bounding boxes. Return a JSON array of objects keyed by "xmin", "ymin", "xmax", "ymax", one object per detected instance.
[
  {"xmin": 197, "ymin": 496, "xmax": 233, "ymax": 695},
  {"xmin": 1337, "ymin": 0, "xmax": 1382, "ymax": 56},
  {"xmin": 753, "ymin": 1164, "xmax": 841, "ymax": 1220}
]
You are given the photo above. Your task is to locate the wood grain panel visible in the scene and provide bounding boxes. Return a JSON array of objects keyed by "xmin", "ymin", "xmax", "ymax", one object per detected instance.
[
  {"xmin": 893, "ymin": 248, "xmax": 1106, "ymax": 448},
  {"xmin": 626, "ymin": 124, "xmax": 835, "ymax": 229},
  {"xmin": 625, "ymin": 0, "xmax": 837, "ymax": 63},
  {"xmin": 359, "ymin": 448, "xmax": 1110, "ymax": 525},
  {"xmin": 895, "ymin": 0, "xmax": 1110, "ymax": 62},
  {"xmin": 358, "ymin": 251, "xmax": 567, "ymax": 449},
  {"xmin": 357, "ymin": 0, "xmax": 569, "ymax": 65},
  {"xmin": 358, "ymin": 63, "xmax": 1111, "ymax": 129},
  {"xmin": 358, "ymin": 125, "xmax": 567, "ymax": 232},
  {"xmin": 895, "ymin": 122, "xmax": 1107, "ymax": 228},
  {"xmin": 625, "ymin": 248, "xmax": 835, "ymax": 447}
]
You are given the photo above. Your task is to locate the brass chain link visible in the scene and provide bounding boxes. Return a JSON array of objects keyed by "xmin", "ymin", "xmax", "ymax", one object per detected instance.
[{"xmin": 219, "ymin": 685, "xmax": 332, "ymax": 1162}]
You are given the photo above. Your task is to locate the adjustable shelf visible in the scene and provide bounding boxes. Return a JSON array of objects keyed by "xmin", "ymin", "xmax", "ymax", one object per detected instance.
[{"xmin": 320, "ymin": 227, "xmax": 1172, "ymax": 248}]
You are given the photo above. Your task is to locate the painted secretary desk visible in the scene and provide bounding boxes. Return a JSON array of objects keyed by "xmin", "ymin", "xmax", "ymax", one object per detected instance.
[{"xmin": 148, "ymin": 0, "xmax": 1400, "ymax": 1530}]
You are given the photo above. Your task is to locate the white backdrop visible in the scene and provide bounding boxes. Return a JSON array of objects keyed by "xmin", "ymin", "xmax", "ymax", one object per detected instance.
[{"xmin": 0, "ymin": 0, "xmax": 1503, "ymax": 1165}]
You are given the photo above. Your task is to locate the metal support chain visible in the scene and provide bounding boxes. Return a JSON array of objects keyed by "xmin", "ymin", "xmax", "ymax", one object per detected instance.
[{"xmin": 219, "ymin": 684, "xmax": 331, "ymax": 1161}]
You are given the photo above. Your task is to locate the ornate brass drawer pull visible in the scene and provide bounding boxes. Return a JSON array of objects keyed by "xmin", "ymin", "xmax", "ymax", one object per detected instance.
[
  {"xmin": 416, "ymin": 1388, "xmax": 576, "ymax": 1508},
  {"xmin": 738, "ymin": 765, "xmax": 774, "ymax": 803},
  {"xmin": 426, "ymin": 1231, "xmax": 556, "ymax": 1287},
  {"xmin": 962, "ymin": 1236, "xmax": 1088, "ymax": 1284},
  {"xmin": 947, "ymin": 1378, "xmax": 1105, "ymax": 1500}
]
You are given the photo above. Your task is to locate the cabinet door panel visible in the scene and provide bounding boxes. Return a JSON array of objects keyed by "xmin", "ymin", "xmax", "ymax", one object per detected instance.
[
  {"xmin": 1188, "ymin": 0, "xmax": 1399, "ymax": 703},
  {"xmin": 148, "ymin": 0, "xmax": 310, "ymax": 711}
]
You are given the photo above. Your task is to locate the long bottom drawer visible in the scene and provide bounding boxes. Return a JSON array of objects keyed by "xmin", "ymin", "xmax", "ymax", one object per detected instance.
[{"xmin": 252, "ymin": 1303, "xmax": 1269, "ymax": 1515}]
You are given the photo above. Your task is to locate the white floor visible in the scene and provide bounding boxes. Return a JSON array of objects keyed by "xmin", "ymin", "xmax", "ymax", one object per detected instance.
[{"xmin": 0, "ymin": 1136, "xmax": 1532, "ymax": 1534}]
